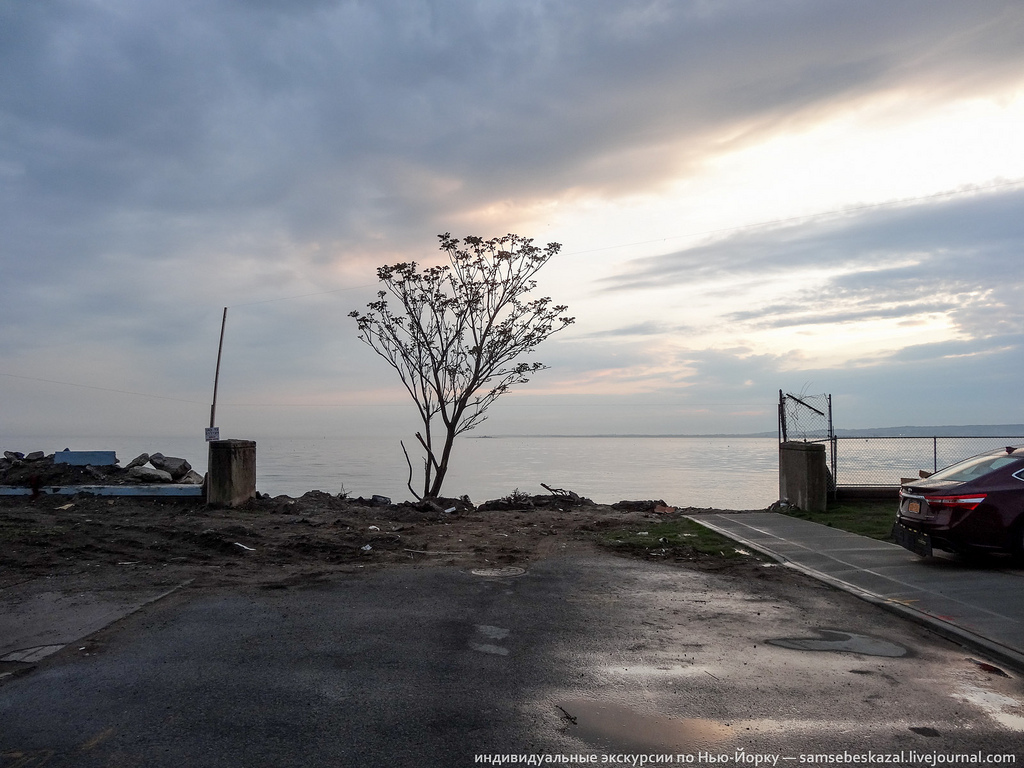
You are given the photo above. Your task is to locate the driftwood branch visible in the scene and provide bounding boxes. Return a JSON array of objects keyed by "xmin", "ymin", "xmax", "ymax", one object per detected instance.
[
  {"xmin": 415, "ymin": 431, "xmax": 441, "ymax": 473},
  {"xmin": 541, "ymin": 483, "xmax": 580, "ymax": 501}
]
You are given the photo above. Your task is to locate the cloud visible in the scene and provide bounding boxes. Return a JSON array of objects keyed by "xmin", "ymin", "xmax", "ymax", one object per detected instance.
[
  {"xmin": 4, "ymin": 1, "xmax": 1024, "ymax": 256},
  {"xmin": 725, "ymin": 302, "xmax": 955, "ymax": 328},
  {"xmin": 602, "ymin": 186, "xmax": 1024, "ymax": 343},
  {"xmin": 605, "ymin": 185, "xmax": 1024, "ymax": 286},
  {"xmin": 574, "ymin": 321, "xmax": 690, "ymax": 339},
  {"xmin": 2, "ymin": 1, "xmax": 1023, "ymax": 437},
  {"xmin": 507, "ymin": 333, "xmax": 1024, "ymax": 434},
  {"xmin": 4, "ymin": 1, "xmax": 1022, "ymax": 290}
]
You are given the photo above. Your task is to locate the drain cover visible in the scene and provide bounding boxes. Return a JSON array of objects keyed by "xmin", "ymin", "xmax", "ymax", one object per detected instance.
[
  {"xmin": 471, "ymin": 566, "xmax": 526, "ymax": 577},
  {"xmin": 767, "ymin": 629, "xmax": 907, "ymax": 657}
]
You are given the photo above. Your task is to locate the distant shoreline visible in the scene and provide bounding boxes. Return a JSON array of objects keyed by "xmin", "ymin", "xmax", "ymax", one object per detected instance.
[
  {"xmin": 475, "ymin": 424, "xmax": 1024, "ymax": 439},
  {"xmin": 474, "ymin": 433, "xmax": 779, "ymax": 439}
]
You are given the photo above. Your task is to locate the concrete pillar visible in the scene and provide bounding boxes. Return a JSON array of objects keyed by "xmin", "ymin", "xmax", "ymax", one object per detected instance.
[
  {"xmin": 207, "ymin": 439, "xmax": 256, "ymax": 508},
  {"xmin": 779, "ymin": 441, "xmax": 829, "ymax": 513}
]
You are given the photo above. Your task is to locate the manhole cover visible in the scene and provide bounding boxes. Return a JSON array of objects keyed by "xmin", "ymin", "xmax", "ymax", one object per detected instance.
[{"xmin": 471, "ymin": 566, "xmax": 526, "ymax": 578}]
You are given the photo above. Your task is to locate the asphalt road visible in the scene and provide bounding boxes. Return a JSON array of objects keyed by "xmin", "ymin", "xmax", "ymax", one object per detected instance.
[{"xmin": 2, "ymin": 554, "xmax": 1023, "ymax": 767}]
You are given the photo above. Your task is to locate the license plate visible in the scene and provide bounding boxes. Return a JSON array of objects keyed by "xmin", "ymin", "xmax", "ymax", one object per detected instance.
[
  {"xmin": 893, "ymin": 522, "xmax": 932, "ymax": 557},
  {"xmin": 907, "ymin": 500, "xmax": 921, "ymax": 514}
]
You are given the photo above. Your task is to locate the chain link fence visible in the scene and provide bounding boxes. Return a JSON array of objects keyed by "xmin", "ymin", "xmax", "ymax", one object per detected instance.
[
  {"xmin": 833, "ymin": 435, "xmax": 1024, "ymax": 487},
  {"xmin": 778, "ymin": 390, "xmax": 1022, "ymax": 489},
  {"xmin": 778, "ymin": 392, "xmax": 832, "ymax": 442},
  {"xmin": 778, "ymin": 391, "xmax": 837, "ymax": 490}
]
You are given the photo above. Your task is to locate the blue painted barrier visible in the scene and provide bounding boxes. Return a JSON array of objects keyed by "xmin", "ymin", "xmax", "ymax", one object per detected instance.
[{"xmin": 53, "ymin": 450, "xmax": 118, "ymax": 466}]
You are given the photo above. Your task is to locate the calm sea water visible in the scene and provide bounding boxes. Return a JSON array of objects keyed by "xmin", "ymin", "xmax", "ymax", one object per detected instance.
[
  {"xmin": 2, "ymin": 435, "xmax": 779, "ymax": 509},
  {"xmin": 6, "ymin": 434, "xmax": 1018, "ymax": 509}
]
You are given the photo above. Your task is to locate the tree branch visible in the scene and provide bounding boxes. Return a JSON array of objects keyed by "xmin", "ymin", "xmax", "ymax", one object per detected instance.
[
  {"xmin": 351, "ymin": 233, "xmax": 573, "ymax": 498},
  {"xmin": 400, "ymin": 440, "xmax": 421, "ymax": 501}
]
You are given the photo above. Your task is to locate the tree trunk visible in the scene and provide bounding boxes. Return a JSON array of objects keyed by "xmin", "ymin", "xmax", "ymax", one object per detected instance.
[{"xmin": 426, "ymin": 426, "xmax": 458, "ymax": 498}]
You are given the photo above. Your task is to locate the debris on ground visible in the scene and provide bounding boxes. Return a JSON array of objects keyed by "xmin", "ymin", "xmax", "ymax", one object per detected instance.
[
  {"xmin": 0, "ymin": 489, "xmax": 768, "ymax": 590},
  {"xmin": 0, "ymin": 450, "xmax": 200, "ymax": 488}
]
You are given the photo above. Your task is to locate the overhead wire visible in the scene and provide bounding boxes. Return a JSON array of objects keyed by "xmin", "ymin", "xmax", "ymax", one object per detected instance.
[{"xmin": 0, "ymin": 372, "xmax": 205, "ymax": 404}]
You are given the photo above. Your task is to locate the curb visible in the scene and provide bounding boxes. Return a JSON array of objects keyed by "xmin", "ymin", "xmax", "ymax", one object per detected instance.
[
  {"xmin": 0, "ymin": 485, "xmax": 203, "ymax": 497},
  {"xmin": 686, "ymin": 515, "xmax": 1024, "ymax": 676}
]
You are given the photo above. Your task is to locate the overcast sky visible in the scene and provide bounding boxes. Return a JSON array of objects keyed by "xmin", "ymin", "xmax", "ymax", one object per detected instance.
[{"xmin": 2, "ymin": 0, "xmax": 1023, "ymax": 442}]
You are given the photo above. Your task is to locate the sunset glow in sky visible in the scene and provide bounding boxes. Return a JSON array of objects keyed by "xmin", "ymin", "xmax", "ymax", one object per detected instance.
[{"xmin": 2, "ymin": 0, "xmax": 1023, "ymax": 439}]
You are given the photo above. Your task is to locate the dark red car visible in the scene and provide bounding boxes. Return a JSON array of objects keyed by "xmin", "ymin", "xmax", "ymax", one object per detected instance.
[{"xmin": 893, "ymin": 445, "xmax": 1024, "ymax": 557}]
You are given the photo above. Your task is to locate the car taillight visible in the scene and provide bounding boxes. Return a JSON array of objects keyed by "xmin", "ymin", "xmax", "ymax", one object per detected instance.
[{"xmin": 926, "ymin": 494, "xmax": 987, "ymax": 511}]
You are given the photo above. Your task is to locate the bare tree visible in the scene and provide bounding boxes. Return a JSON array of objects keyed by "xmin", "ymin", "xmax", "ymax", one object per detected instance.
[{"xmin": 350, "ymin": 233, "xmax": 574, "ymax": 499}]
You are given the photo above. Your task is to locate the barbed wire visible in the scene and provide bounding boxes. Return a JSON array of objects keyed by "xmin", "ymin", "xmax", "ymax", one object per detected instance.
[{"xmin": 780, "ymin": 392, "xmax": 831, "ymax": 441}]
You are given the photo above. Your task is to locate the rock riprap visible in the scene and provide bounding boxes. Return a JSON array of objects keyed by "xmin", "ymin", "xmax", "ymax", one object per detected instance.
[{"xmin": 0, "ymin": 450, "xmax": 202, "ymax": 487}]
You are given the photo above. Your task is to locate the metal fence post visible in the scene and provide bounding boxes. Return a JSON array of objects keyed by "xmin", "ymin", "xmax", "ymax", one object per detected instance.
[{"xmin": 830, "ymin": 435, "xmax": 838, "ymax": 490}]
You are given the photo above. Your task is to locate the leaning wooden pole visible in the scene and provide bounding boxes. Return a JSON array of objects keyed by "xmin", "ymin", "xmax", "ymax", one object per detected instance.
[{"xmin": 210, "ymin": 307, "xmax": 228, "ymax": 430}]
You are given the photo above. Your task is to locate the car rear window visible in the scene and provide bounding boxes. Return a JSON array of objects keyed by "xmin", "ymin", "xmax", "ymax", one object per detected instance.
[{"xmin": 929, "ymin": 454, "xmax": 1021, "ymax": 483}]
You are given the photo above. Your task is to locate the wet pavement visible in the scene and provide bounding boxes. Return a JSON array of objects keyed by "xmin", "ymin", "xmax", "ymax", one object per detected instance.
[
  {"xmin": 689, "ymin": 512, "xmax": 1024, "ymax": 671},
  {"xmin": 2, "ymin": 554, "xmax": 1023, "ymax": 766},
  {"xmin": 0, "ymin": 576, "xmax": 190, "ymax": 668}
]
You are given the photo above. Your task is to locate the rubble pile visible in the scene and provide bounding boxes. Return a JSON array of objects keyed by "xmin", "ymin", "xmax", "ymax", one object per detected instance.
[
  {"xmin": 0, "ymin": 450, "xmax": 203, "ymax": 488},
  {"xmin": 477, "ymin": 491, "xmax": 595, "ymax": 511}
]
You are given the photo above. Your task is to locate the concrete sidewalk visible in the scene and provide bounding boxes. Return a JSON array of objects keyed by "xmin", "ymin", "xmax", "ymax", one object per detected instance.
[
  {"xmin": 689, "ymin": 512, "xmax": 1024, "ymax": 672},
  {"xmin": 0, "ymin": 577, "xmax": 191, "ymax": 673}
]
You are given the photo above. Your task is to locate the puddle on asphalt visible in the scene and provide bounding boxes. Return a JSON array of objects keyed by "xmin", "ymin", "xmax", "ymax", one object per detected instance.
[
  {"xmin": 476, "ymin": 625, "xmax": 510, "ymax": 640},
  {"xmin": 471, "ymin": 566, "xmax": 526, "ymax": 578},
  {"xmin": 954, "ymin": 685, "xmax": 1024, "ymax": 731},
  {"xmin": 767, "ymin": 629, "xmax": 906, "ymax": 657},
  {"xmin": 556, "ymin": 698, "xmax": 732, "ymax": 753},
  {"xmin": 601, "ymin": 664, "xmax": 710, "ymax": 678},
  {"xmin": 469, "ymin": 624, "xmax": 511, "ymax": 656}
]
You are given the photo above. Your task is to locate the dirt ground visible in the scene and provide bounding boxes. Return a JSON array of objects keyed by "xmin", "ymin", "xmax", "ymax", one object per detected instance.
[{"xmin": 0, "ymin": 490, "xmax": 772, "ymax": 592}]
